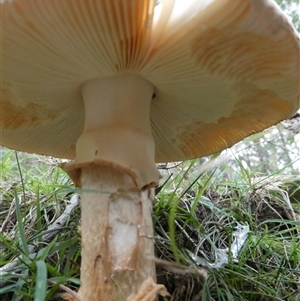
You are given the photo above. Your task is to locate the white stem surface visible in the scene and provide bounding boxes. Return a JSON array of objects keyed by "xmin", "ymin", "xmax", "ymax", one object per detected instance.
[{"xmin": 72, "ymin": 74, "xmax": 159, "ymax": 189}]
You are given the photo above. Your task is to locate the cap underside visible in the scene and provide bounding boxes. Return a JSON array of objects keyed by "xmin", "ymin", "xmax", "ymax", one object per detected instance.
[{"xmin": 1, "ymin": 0, "xmax": 299, "ymax": 162}]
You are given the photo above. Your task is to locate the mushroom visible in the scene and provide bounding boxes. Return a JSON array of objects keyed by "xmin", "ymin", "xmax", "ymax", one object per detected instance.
[{"xmin": 1, "ymin": 0, "xmax": 299, "ymax": 300}]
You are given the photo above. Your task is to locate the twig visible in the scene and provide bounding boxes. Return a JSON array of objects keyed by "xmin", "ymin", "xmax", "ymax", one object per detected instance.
[
  {"xmin": 48, "ymin": 280, "xmax": 85, "ymax": 301},
  {"xmin": 42, "ymin": 194, "xmax": 80, "ymax": 242}
]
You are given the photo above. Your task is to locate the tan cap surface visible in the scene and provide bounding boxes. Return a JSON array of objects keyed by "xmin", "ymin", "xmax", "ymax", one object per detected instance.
[{"xmin": 1, "ymin": 0, "xmax": 299, "ymax": 162}]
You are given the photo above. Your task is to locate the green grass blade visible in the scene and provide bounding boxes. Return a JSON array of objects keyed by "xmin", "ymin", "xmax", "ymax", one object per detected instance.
[
  {"xmin": 34, "ymin": 260, "xmax": 47, "ymax": 301},
  {"xmin": 14, "ymin": 189, "xmax": 29, "ymax": 255}
]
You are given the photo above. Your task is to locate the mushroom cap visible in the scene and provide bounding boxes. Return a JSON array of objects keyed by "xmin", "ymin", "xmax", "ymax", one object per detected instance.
[{"xmin": 1, "ymin": 0, "xmax": 299, "ymax": 162}]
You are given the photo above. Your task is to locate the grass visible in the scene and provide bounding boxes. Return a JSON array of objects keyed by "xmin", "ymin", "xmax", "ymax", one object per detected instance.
[{"xmin": 0, "ymin": 147, "xmax": 299, "ymax": 301}]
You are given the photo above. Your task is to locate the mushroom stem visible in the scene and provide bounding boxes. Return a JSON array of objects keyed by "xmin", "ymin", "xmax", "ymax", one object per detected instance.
[
  {"xmin": 63, "ymin": 75, "xmax": 165, "ymax": 300},
  {"xmin": 78, "ymin": 165, "xmax": 158, "ymax": 300}
]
